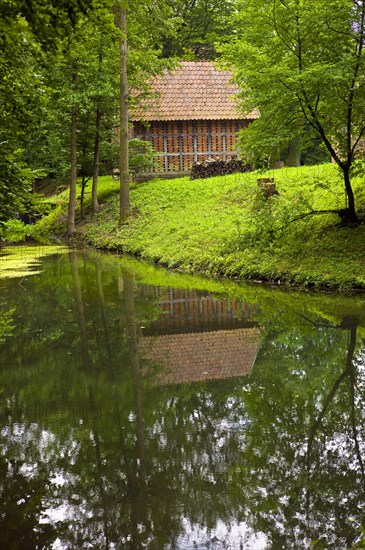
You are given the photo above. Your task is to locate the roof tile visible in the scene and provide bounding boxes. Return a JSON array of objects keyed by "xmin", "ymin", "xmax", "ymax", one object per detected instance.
[{"xmin": 130, "ymin": 61, "xmax": 259, "ymax": 122}]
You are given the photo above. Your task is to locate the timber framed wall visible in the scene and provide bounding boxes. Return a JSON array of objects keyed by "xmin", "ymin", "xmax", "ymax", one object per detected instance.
[{"xmin": 133, "ymin": 119, "xmax": 250, "ymax": 172}]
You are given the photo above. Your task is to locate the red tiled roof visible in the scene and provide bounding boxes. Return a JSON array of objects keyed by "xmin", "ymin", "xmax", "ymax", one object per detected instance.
[
  {"xmin": 140, "ymin": 328, "xmax": 261, "ymax": 385},
  {"xmin": 130, "ymin": 61, "xmax": 259, "ymax": 122}
]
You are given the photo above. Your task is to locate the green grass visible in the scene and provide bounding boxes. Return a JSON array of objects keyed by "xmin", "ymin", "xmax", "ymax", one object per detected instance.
[{"xmin": 32, "ymin": 165, "xmax": 365, "ymax": 289}]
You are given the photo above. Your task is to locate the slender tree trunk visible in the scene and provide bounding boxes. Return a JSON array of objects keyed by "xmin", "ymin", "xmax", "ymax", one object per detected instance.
[
  {"xmin": 80, "ymin": 175, "xmax": 86, "ymax": 221},
  {"xmin": 287, "ymin": 135, "xmax": 302, "ymax": 167},
  {"xmin": 342, "ymin": 166, "xmax": 357, "ymax": 223},
  {"xmin": 67, "ymin": 68, "xmax": 78, "ymax": 237},
  {"xmin": 92, "ymin": 51, "xmax": 103, "ymax": 214},
  {"xmin": 80, "ymin": 134, "xmax": 89, "ymax": 220},
  {"xmin": 92, "ymin": 107, "xmax": 102, "ymax": 214},
  {"xmin": 119, "ymin": 7, "xmax": 130, "ymax": 225}
]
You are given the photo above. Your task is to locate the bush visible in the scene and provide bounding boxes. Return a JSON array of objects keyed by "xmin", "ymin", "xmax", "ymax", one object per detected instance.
[
  {"xmin": 0, "ymin": 219, "xmax": 30, "ymax": 242},
  {"xmin": 129, "ymin": 138, "xmax": 154, "ymax": 176}
]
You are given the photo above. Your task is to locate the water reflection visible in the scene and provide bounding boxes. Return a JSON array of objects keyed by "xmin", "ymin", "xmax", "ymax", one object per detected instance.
[
  {"xmin": 0, "ymin": 249, "xmax": 365, "ymax": 548},
  {"xmin": 138, "ymin": 286, "xmax": 260, "ymax": 385}
]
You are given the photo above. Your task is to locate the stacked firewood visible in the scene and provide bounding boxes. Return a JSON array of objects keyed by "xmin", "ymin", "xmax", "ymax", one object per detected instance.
[{"xmin": 190, "ymin": 157, "xmax": 252, "ymax": 179}]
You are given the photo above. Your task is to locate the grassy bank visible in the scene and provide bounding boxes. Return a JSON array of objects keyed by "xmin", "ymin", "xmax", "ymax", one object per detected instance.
[{"xmin": 33, "ymin": 163, "xmax": 365, "ymax": 289}]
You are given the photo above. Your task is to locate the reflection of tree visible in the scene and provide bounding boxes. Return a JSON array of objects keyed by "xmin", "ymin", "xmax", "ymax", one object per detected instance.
[
  {"xmin": 70, "ymin": 251, "xmax": 91, "ymax": 367},
  {"xmin": 307, "ymin": 316, "xmax": 365, "ymax": 478},
  {"xmin": 95, "ymin": 259, "xmax": 112, "ymax": 361},
  {"xmin": 0, "ymin": 307, "xmax": 15, "ymax": 343},
  {"xmin": 124, "ymin": 271, "xmax": 145, "ymax": 479},
  {"xmin": 2, "ymin": 252, "xmax": 365, "ymax": 547},
  {"xmin": 0, "ymin": 427, "xmax": 59, "ymax": 548},
  {"xmin": 119, "ymin": 270, "xmax": 147, "ymax": 549},
  {"xmin": 237, "ymin": 314, "xmax": 365, "ymax": 549},
  {"xmin": 70, "ymin": 250, "xmax": 113, "ymax": 545}
]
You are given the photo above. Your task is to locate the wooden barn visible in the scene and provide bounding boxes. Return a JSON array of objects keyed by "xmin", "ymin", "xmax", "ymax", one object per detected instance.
[{"xmin": 130, "ymin": 61, "xmax": 259, "ymax": 173}]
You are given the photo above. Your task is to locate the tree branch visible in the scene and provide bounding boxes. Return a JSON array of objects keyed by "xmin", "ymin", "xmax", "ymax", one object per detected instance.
[{"xmin": 289, "ymin": 209, "xmax": 343, "ymax": 224}]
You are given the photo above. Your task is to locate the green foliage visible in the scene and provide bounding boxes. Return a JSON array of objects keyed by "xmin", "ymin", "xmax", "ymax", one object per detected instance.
[
  {"xmin": 36, "ymin": 164, "xmax": 365, "ymax": 289},
  {"xmin": 162, "ymin": 0, "xmax": 235, "ymax": 59},
  {"xmin": 31, "ymin": 205, "xmax": 67, "ymax": 243},
  {"xmin": 0, "ymin": 220, "xmax": 29, "ymax": 243},
  {"xmin": 0, "ymin": 0, "xmax": 97, "ymax": 51},
  {"xmin": 0, "ymin": 0, "xmax": 178, "ymax": 230},
  {"xmin": 129, "ymin": 138, "xmax": 154, "ymax": 176},
  {"xmin": 0, "ymin": 0, "xmax": 101, "ymax": 225},
  {"xmin": 218, "ymin": 0, "xmax": 365, "ymax": 219},
  {"xmin": 0, "ymin": 148, "xmax": 35, "ymax": 225}
]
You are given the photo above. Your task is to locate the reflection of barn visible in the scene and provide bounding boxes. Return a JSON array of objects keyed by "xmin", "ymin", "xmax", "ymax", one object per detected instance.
[
  {"xmin": 139, "ymin": 287, "xmax": 260, "ymax": 385},
  {"xmin": 140, "ymin": 287, "xmax": 257, "ymax": 336},
  {"xmin": 130, "ymin": 61, "xmax": 259, "ymax": 173}
]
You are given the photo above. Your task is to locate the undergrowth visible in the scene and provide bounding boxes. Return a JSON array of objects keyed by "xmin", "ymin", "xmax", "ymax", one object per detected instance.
[{"xmin": 31, "ymin": 165, "xmax": 365, "ymax": 289}]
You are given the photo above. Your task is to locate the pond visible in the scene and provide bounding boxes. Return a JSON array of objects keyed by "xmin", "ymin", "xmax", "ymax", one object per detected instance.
[{"xmin": 1, "ymin": 247, "xmax": 365, "ymax": 549}]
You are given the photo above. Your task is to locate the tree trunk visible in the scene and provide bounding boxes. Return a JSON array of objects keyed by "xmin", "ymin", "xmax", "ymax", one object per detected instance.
[
  {"xmin": 80, "ymin": 174, "xmax": 86, "ymax": 221},
  {"xmin": 80, "ymin": 131, "xmax": 89, "ymax": 221},
  {"xmin": 67, "ymin": 69, "xmax": 78, "ymax": 237},
  {"xmin": 287, "ymin": 135, "xmax": 302, "ymax": 167},
  {"xmin": 343, "ymin": 166, "xmax": 357, "ymax": 223},
  {"xmin": 92, "ymin": 51, "xmax": 103, "ymax": 214},
  {"xmin": 119, "ymin": 7, "xmax": 130, "ymax": 225},
  {"xmin": 92, "ymin": 107, "xmax": 102, "ymax": 214}
]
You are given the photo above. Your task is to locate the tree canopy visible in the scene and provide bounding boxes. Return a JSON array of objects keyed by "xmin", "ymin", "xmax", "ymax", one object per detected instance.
[
  {"xmin": 219, "ymin": 0, "xmax": 365, "ymax": 223},
  {"xmin": 162, "ymin": 0, "xmax": 235, "ymax": 59},
  {"xmin": 0, "ymin": 0, "xmax": 177, "ymax": 231},
  {"xmin": 0, "ymin": 0, "xmax": 99, "ymax": 226}
]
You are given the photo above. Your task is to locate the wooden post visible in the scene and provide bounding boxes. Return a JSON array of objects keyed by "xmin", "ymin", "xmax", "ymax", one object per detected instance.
[
  {"xmin": 222, "ymin": 120, "xmax": 227, "ymax": 161},
  {"xmin": 163, "ymin": 122, "xmax": 168, "ymax": 172},
  {"xmin": 193, "ymin": 122, "xmax": 198, "ymax": 163},
  {"xmin": 178, "ymin": 121, "xmax": 183, "ymax": 171}
]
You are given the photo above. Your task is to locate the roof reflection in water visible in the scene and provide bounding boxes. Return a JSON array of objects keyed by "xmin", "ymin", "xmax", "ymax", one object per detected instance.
[{"xmin": 139, "ymin": 287, "xmax": 261, "ymax": 385}]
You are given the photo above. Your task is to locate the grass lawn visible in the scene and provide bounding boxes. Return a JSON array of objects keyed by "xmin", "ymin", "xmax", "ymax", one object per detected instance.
[{"xmin": 32, "ymin": 163, "xmax": 365, "ymax": 289}]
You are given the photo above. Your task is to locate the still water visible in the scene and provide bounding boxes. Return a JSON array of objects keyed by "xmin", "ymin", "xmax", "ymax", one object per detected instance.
[{"xmin": 1, "ymin": 247, "xmax": 365, "ymax": 549}]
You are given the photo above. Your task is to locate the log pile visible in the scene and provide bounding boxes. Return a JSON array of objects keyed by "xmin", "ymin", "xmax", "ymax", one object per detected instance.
[{"xmin": 190, "ymin": 157, "xmax": 252, "ymax": 179}]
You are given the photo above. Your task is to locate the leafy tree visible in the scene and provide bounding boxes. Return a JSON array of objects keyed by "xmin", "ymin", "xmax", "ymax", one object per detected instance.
[
  {"xmin": 117, "ymin": 4, "xmax": 130, "ymax": 224},
  {"xmin": 116, "ymin": 0, "xmax": 177, "ymax": 224},
  {"xmin": 219, "ymin": 0, "xmax": 365, "ymax": 223},
  {"xmin": 163, "ymin": 0, "xmax": 235, "ymax": 59},
  {"xmin": 0, "ymin": 1, "xmax": 94, "ymax": 50},
  {"xmin": 0, "ymin": 18, "xmax": 46, "ymax": 226},
  {"xmin": 0, "ymin": 0, "xmax": 99, "ymax": 228},
  {"xmin": 26, "ymin": 1, "xmax": 176, "ymax": 232}
]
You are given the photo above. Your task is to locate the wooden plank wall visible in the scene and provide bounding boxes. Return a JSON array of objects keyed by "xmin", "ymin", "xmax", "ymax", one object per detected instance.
[{"xmin": 133, "ymin": 119, "xmax": 249, "ymax": 172}]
